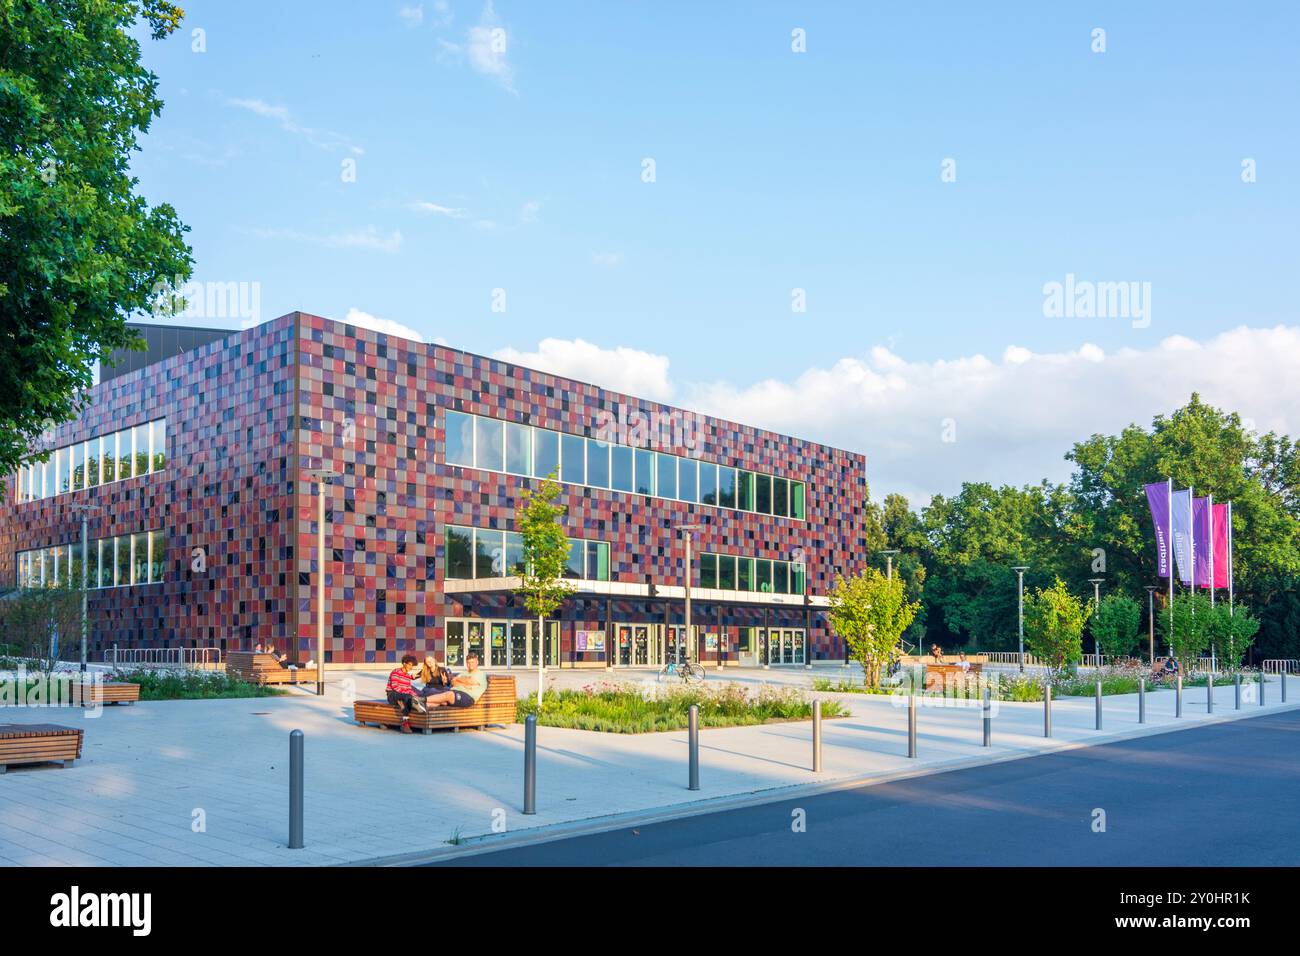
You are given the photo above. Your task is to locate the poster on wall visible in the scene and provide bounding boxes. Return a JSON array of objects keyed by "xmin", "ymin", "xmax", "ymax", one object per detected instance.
[
  {"xmin": 577, "ymin": 630, "xmax": 606, "ymax": 652},
  {"xmin": 705, "ymin": 632, "xmax": 718, "ymax": 651}
]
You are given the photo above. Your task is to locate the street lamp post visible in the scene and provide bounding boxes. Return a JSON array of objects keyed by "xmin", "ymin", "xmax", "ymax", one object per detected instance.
[
  {"xmin": 1012, "ymin": 567, "xmax": 1028, "ymax": 672},
  {"xmin": 304, "ymin": 468, "xmax": 340, "ymax": 696},
  {"xmin": 676, "ymin": 523, "xmax": 704, "ymax": 664},
  {"xmin": 878, "ymin": 549, "xmax": 899, "ymax": 581},
  {"xmin": 1088, "ymin": 577, "xmax": 1105, "ymax": 667},
  {"xmin": 1144, "ymin": 585, "xmax": 1157, "ymax": 667}
]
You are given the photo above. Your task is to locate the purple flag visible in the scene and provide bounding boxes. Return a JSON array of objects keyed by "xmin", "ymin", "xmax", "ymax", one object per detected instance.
[
  {"xmin": 1144, "ymin": 482, "xmax": 1172, "ymax": 578},
  {"xmin": 1170, "ymin": 488, "xmax": 1194, "ymax": 584},
  {"xmin": 1193, "ymin": 497, "xmax": 1213, "ymax": 587}
]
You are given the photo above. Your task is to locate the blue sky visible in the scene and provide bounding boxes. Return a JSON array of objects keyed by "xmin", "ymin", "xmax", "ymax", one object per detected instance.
[{"xmin": 129, "ymin": 1, "xmax": 1300, "ymax": 501}]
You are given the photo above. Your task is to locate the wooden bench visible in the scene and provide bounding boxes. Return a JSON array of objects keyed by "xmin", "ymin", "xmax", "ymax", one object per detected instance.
[
  {"xmin": 924, "ymin": 662, "xmax": 984, "ymax": 691},
  {"xmin": 80, "ymin": 682, "xmax": 140, "ymax": 706},
  {"xmin": 355, "ymin": 675, "xmax": 517, "ymax": 734},
  {"xmin": 0, "ymin": 723, "xmax": 83, "ymax": 772},
  {"xmin": 227, "ymin": 651, "xmax": 318, "ymax": 686}
]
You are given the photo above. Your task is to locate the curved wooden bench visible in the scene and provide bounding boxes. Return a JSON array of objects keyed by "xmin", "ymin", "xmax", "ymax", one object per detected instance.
[
  {"xmin": 355, "ymin": 675, "xmax": 517, "ymax": 734},
  {"xmin": 81, "ymin": 682, "xmax": 140, "ymax": 706},
  {"xmin": 0, "ymin": 723, "xmax": 83, "ymax": 772},
  {"xmin": 227, "ymin": 651, "xmax": 318, "ymax": 686}
]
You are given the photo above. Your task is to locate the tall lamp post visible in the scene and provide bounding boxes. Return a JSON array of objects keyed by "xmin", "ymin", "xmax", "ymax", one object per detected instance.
[
  {"xmin": 1144, "ymin": 585, "xmax": 1157, "ymax": 666},
  {"xmin": 69, "ymin": 503, "xmax": 100, "ymax": 673},
  {"xmin": 1012, "ymin": 566, "xmax": 1029, "ymax": 672},
  {"xmin": 304, "ymin": 467, "xmax": 340, "ymax": 696},
  {"xmin": 676, "ymin": 523, "xmax": 704, "ymax": 664},
  {"xmin": 1088, "ymin": 577, "xmax": 1105, "ymax": 667},
  {"xmin": 878, "ymin": 549, "xmax": 899, "ymax": 581}
]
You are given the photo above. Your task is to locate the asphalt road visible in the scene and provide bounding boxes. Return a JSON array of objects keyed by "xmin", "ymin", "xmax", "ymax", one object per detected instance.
[{"xmin": 440, "ymin": 710, "xmax": 1300, "ymax": 866}]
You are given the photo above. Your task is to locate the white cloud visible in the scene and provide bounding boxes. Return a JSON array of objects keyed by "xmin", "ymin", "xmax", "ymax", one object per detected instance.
[
  {"xmin": 466, "ymin": 2, "xmax": 515, "ymax": 93},
  {"xmin": 398, "ymin": 3, "xmax": 424, "ymax": 27},
  {"xmin": 225, "ymin": 97, "xmax": 364, "ymax": 155},
  {"xmin": 519, "ymin": 199, "xmax": 541, "ymax": 223},
  {"xmin": 492, "ymin": 339, "xmax": 675, "ymax": 403},
  {"xmin": 409, "ymin": 200, "xmax": 468, "ymax": 218},
  {"xmin": 591, "ymin": 252, "xmax": 623, "ymax": 268},
  {"xmin": 492, "ymin": 326, "xmax": 1300, "ymax": 504},
  {"xmin": 343, "ymin": 308, "xmax": 425, "ymax": 343},
  {"xmin": 249, "ymin": 226, "xmax": 403, "ymax": 253}
]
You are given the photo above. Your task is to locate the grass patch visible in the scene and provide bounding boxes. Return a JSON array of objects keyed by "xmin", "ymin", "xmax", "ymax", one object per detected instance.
[
  {"xmin": 517, "ymin": 681, "xmax": 847, "ymax": 733},
  {"xmin": 108, "ymin": 667, "xmax": 287, "ymax": 700}
]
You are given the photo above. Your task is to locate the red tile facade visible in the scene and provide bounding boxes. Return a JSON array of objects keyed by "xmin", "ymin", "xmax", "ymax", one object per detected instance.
[{"xmin": 1, "ymin": 312, "xmax": 870, "ymax": 666}]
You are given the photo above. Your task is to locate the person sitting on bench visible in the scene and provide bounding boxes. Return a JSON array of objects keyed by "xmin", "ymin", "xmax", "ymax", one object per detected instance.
[
  {"xmin": 386, "ymin": 655, "xmax": 427, "ymax": 732},
  {"xmin": 423, "ymin": 652, "xmax": 487, "ymax": 708},
  {"xmin": 1159, "ymin": 656, "xmax": 1180, "ymax": 678}
]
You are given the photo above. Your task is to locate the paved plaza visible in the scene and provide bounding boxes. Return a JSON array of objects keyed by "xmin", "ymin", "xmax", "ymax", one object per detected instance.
[{"xmin": 0, "ymin": 665, "xmax": 1295, "ymax": 866}]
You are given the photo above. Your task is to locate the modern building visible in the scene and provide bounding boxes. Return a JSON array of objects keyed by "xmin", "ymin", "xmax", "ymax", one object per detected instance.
[{"xmin": 0, "ymin": 313, "xmax": 870, "ymax": 669}]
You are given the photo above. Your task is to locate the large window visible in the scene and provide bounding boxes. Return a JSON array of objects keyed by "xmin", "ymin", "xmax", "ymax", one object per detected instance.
[
  {"xmin": 17, "ymin": 528, "xmax": 165, "ymax": 589},
  {"xmin": 13, "ymin": 419, "xmax": 167, "ymax": 504},
  {"xmin": 445, "ymin": 524, "xmax": 612, "ymax": 582},
  {"xmin": 437, "ymin": 410, "xmax": 809, "ymax": 521},
  {"xmin": 700, "ymin": 551, "xmax": 806, "ymax": 595}
]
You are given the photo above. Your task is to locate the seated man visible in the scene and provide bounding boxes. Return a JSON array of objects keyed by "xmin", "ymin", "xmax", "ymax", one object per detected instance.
[
  {"xmin": 957, "ymin": 652, "xmax": 971, "ymax": 672},
  {"xmin": 1159, "ymin": 656, "xmax": 1180, "ymax": 678},
  {"xmin": 386, "ymin": 654, "xmax": 427, "ymax": 733},
  {"xmin": 423, "ymin": 651, "xmax": 488, "ymax": 708}
]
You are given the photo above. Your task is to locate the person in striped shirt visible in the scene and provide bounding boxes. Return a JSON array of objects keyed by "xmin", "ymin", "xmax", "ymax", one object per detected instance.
[{"xmin": 386, "ymin": 655, "xmax": 426, "ymax": 732}]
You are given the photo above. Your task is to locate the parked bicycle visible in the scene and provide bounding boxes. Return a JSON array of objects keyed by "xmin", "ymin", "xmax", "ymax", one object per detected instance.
[{"xmin": 657, "ymin": 657, "xmax": 706, "ymax": 684}]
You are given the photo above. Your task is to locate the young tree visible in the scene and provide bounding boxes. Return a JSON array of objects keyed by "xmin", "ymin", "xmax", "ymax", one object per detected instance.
[
  {"xmin": 0, "ymin": 0, "xmax": 193, "ymax": 474},
  {"xmin": 1206, "ymin": 603, "xmax": 1260, "ymax": 672},
  {"xmin": 515, "ymin": 476, "xmax": 574, "ymax": 708},
  {"xmin": 1090, "ymin": 594, "xmax": 1142, "ymax": 660},
  {"xmin": 1159, "ymin": 592, "xmax": 1215, "ymax": 669},
  {"xmin": 1023, "ymin": 578, "xmax": 1088, "ymax": 671},
  {"xmin": 0, "ymin": 587, "xmax": 82, "ymax": 673},
  {"xmin": 827, "ymin": 568, "xmax": 919, "ymax": 687}
]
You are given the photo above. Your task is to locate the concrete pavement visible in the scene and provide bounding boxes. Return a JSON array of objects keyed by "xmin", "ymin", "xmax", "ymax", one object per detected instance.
[{"xmin": 0, "ymin": 664, "xmax": 1294, "ymax": 866}]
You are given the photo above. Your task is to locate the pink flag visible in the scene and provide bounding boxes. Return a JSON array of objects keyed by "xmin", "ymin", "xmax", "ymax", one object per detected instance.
[
  {"xmin": 1213, "ymin": 502, "xmax": 1230, "ymax": 588},
  {"xmin": 1193, "ymin": 497, "xmax": 1213, "ymax": 587}
]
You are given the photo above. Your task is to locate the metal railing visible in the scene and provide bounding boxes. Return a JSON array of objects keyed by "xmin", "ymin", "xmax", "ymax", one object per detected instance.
[
  {"xmin": 102, "ymin": 646, "xmax": 222, "ymax": 670},
  {"xmin": 1263, "ymin": 659, "xmax": 1300, "ymax": 675}
]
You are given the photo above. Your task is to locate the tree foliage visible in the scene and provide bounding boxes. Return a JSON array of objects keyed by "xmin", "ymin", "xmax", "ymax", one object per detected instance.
[
  {"xmin": 827, "ymin": 567, "xmax": 919, "ymax": 687},
  {"xmin": 1090, "ymin": 594, "xmax": 1142, "ymax": 659},
  {"xmin": 1023, "ymin": 578, "xmax": 1088, "ymax": 671},
  {"xmin": 0, "ymin": 0, "xmax": 192, "ymax": 474}
]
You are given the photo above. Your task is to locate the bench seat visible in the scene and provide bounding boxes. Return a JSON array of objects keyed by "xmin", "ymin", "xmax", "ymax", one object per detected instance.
[
  {"xmin": 354, "ymin": 675, "xmax": 517, "ymax": 734},
  {"xmin": 227, "ymin": 651, "xmax": 317, "ymax": 686},
  {"xmin": 0, "ymin": 723, "xmax": 83, "ymax": 772},
  {"xmin": 81, "ymin": 682, "xmax": 140, "ymax": 706}
]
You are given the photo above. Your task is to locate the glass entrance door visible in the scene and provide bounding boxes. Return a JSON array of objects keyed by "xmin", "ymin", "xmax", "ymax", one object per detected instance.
[
  {"xmin": 761, "ymin": 628, "xmax": 807, "ymax": 665},
  {"xmin": 490, "ymin": 622, "xmax": 508, "ymax": 667},
  {"xmin": 510, "ymin": 622, "xmax": 529, "ymax": 667},
  {"xmin": 633, "ymin": 625, "xmax": 650, "ymax": 665},
  {"xmin": 528, "ymin": 621, "xmax": 560, "ymax": 667}
]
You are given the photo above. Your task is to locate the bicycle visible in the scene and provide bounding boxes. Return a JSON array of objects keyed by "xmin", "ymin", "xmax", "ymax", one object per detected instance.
[{"xmin": 657, "ymin": 658, "xmax": 706, "ymax": 684}]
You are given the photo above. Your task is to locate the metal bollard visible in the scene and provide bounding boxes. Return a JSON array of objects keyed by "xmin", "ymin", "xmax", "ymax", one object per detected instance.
[
  {"xmin": 1139, "ymin": 679, "xmax": 1146, "ymax": 724},
  {"xmin": 1176, "ymin": 676, "xmax": 1183, "ymax": 717},
  {"xmin": 1095, "ymin": 681, "xmax": 1103, "ymax": 730},
  {"xmin": 289, "ymin": 729, "xmax": 304, "ymax": 850},
  {"xmin": 1044, "ymin": 684, "xmax": 1052, "ymax": 738},
  {"xmin": 1207, "ymin": 672, "xmax": 1214, "ymax": 715},
  {"xmin": 688, "ymin": 704, "xmax": 700, "ymax": 790},
  {"xmin": 908, "ymin": 694, "xmax": 917, "ymax": 758},
  {"xmin": 812, "ymin": 700, "xmax": 823, "ymax": 772},
  {"xmin": 1283, "ymin": 670, "xmax": 1288, "ymax": 703},
  {"xmin": 1235, "ymin": 673, "xmax": 1241, "ymax": 710},
  {"xmin": 982, "ymin": 689, "xmax": 991, "ymax": 747},
  {"xmin": 1260, "ymin": 672, "xmax": 1265, "ymax": 707},
  {"xmin": 523, "ymin": 714, "xmax": 537, "ymax": 815}
]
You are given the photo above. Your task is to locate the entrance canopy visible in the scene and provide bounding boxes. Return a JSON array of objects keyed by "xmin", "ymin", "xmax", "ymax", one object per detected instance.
[{"xmin": 442, "ymin": 576, "xmax": 830, "ymax": 609}]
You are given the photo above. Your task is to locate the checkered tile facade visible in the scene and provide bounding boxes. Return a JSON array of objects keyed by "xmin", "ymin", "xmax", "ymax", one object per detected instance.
[{"xmin": 1, "ymin": 312, "xmax": 869, "ymax": 664}]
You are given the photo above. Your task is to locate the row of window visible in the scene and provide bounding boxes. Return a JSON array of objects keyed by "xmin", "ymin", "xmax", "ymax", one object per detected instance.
[
  {"xmin": 444, "ymin": 411, "xmax": 808, "ymax": 520},
  {"xmin": 698, "ymin": 552, "xmax": 807, "ymax": 595},
  {"xmin": 14, "ymin": 419, "xmax": 167, "ymax": 503},
  {"xmin": 444, "ymin": 525, "xmax": 612, "ymax": 582},
  {"xmin": 16, "ymin": 530, "xmax": 166, "ymax": 590}
]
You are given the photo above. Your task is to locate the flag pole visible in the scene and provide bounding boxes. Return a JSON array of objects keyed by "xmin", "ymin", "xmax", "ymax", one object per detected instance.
[
  {"xmin": 1209, "ymin": 492, "xmax": 1215, "ymax": 671},
  {"xmin": 1227, "ymin": 500, "xmax": 1234, "ymax": 617},
  {"xmin": 1167, "ymin": 477, "xmax": 1174, "ymax": 658}
]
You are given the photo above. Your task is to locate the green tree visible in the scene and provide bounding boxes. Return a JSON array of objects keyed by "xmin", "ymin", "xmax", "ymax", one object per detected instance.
[
  {"xmin": 1090, "ymin": 594, "xmax": 1142, "ymax": 660},
  {"xmin": 515, "ymin": 475, "xmax": 574, "ymax": 708},
  {"xmin": 1206, "ymin": 603, "xmax": 1260, "ymax": 672},
  {"xmin": 1159, "ymin": 592, "xmax": 1215, "ymax": 669},
  {"xmin": 827, "ymin": 568, "xmax": 919, "ymax": 687},
  {"xmin": 0, "ymin": 586, "xmax": 82, "ymax": 672},
  {"xmin": 0, "ymin": 0, "xmax": 192, "ymax": 474},
  {"xmin": 1023, "ymin": 578, "xmax": 1089, "ymax": 671}
]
